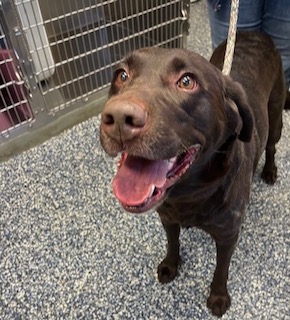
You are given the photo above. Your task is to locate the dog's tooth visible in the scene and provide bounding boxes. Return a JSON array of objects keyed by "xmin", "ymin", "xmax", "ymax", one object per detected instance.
[
  {"xmin": 168, "ymin": 157, "xmax": 177, "ymax": 171},
  {"xmin": 149, "ymin": 185, "xmax": 155, "ymax": 198}
]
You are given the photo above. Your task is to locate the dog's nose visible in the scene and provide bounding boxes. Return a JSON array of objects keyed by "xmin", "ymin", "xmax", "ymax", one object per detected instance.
[{"xmin": 101, "ymin": 99, "xmax": 147, "ymax": 142}]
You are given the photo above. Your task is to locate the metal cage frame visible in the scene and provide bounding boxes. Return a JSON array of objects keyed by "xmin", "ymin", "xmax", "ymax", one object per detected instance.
[{"xmin": 0, "ymin": 0, "xmax": 190, "ymax": 160}]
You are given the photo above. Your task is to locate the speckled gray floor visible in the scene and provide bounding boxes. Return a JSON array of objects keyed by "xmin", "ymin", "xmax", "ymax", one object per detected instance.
[{"xmin": 1, "ymin": 1, "xmax": 290, "ymax": 319}]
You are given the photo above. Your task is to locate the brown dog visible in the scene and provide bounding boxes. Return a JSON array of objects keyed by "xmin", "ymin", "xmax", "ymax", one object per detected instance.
[{"xmin": 100, "ymin": 32, "xmax": 285, "ymax": 317}]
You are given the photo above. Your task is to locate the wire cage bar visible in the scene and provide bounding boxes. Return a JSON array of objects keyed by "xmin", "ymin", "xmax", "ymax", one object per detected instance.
[
  {"xmin": 0, "ymin": 0, "xmax": 189, "ymax": 158},
  {"xmin": 0, "ymin": 23, "xmax": 33, "ymax": 136}
]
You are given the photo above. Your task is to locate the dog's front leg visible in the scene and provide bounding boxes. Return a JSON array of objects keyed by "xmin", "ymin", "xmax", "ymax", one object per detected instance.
[
  {"xmin": 157, "ymin": 222, "xmax": 181, "ymax": 284},
  {"xmin": 207, "ymin": 234, "xmax": 239, "ymax": 317}
]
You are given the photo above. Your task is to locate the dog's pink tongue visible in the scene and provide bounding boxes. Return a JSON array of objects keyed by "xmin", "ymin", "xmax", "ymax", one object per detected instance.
[{"xmin": 113, "ymin": 155, "xmax": 169, "ymax": 206}]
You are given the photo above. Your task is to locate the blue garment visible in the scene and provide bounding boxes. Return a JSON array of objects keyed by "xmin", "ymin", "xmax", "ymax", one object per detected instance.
[{"xmin": 207, "ymin": 0, "xmax": 290, "ymax": 86}]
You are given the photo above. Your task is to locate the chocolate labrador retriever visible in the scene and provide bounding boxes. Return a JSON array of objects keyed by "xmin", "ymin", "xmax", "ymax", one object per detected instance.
[{"xmin": 100, "ymin": 32, "xmax": 285, "ymax": 317}]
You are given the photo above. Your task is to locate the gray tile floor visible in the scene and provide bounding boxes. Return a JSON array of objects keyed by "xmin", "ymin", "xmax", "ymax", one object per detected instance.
[{"xmin": 1, "ymin": 1, "xmax": 289, "ymax": 319}]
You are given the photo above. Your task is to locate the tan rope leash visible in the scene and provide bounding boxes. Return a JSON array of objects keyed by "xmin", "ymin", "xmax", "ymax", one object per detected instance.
[{"xmin": 222, "ymin": 0, "xmax": 240, "ymax": 75}]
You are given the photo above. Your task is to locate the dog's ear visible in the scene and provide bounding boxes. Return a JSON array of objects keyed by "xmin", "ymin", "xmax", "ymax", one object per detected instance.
[{"xmin": 224, "ymin": 76, "xmax": 254, "ymax": 142}]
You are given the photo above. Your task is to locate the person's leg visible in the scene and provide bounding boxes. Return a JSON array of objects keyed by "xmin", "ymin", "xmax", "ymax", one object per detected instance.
[
  {"xmin": 263, "ymin": 0, "xmax": 290, "ymax": 87},
  {"xmin": 207, "ymin": 0, "xmax": 264, "ymax": 49}
]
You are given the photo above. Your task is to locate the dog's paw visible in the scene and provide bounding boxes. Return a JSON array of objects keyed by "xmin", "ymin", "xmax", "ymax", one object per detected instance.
[
  {"xmin": 157, "ymin": 259, "xmax": 179, "ymax": 284},
  {"xmin": 261, "ymin": 166, "xmax": 277, "ymax": 185},
  {"xmin": 207, "ymin": 292, "xmax": 231, "ymax": 317}
]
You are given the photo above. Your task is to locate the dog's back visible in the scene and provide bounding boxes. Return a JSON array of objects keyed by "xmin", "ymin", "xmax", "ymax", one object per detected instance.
[
  {"xmin": 211, "ymin": 32, "xmax": 284, "ymax": 181},
  {"xmin": 211, "ymin": 32, "xmax": 285, "ymax": 110}
]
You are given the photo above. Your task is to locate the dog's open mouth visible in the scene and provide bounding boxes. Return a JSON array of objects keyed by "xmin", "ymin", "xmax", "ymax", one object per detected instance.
[{"xmin": 112, "ymin": 145, "xmax": 200, "ymax": 213}]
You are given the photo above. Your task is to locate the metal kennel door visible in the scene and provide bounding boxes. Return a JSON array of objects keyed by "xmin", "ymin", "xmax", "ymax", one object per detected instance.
[{"xmin": 0, "ymin": 0, "xmax": 190, "ymax": 160}]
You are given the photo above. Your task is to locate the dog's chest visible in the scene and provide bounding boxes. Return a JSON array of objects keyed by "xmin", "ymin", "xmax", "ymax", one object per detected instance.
[{"xmin": 158, "ymin": 192, "xmax": 225, "ymax": 228}]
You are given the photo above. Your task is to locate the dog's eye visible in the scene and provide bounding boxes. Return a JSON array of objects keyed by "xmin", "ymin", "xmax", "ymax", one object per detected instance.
[
  {"xmin": 177, "ymin": 75, "xmax": 197, "ymax": 90},
  {"xmin": 115, "ymin": 69, "xmax": 129, "ymax": 85}
]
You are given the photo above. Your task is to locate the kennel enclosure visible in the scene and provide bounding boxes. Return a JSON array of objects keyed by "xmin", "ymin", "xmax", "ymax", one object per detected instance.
[{"xmin": 0, "ymin": 0, "xmax": 190, "ymax": 160}]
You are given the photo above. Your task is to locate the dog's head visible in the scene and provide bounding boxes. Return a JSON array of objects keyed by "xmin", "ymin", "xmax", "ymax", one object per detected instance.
[{"xmin": 100, "ymin": 47, "xmax": 253, "ymax": 213}]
